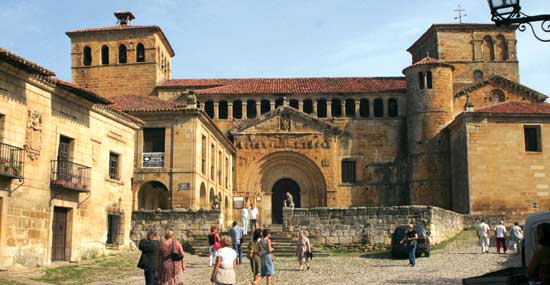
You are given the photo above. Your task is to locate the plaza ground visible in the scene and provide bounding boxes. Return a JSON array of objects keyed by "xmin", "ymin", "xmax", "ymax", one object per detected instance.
[{"xmin": 0, "ymin": 230, "xmax": 521, "ymax": 285}]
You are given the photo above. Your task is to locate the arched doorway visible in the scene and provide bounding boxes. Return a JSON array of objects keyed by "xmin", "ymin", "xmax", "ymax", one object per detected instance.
[
  {"xmin": 271, "ymin": 179, "xmax": 301, "ymax": 224},
  {"xmin": 138, "ymin": 181, "xmax": 170, "ymax": 210}
]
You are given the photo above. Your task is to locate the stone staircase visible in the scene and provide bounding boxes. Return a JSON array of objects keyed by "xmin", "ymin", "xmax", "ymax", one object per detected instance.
[{"xmin": 186, "ymin": 225, "xmax": 330, "ymax": 257}]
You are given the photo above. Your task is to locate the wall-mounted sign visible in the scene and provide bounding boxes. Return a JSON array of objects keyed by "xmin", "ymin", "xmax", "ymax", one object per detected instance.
[
  {"xmin": 142, "ymin": 152, "xmax": 164, "ymax": 168},
  {"xmin": 256, "ymin": 196, "xmax": 262, "ymax": 202},
  {"xmin": 233, "ymin": 196, "xmax": 244, "ymax": 209},
  {"xmin": 178, "ymin": 183, "xmax": 190, "ymax": 191}
]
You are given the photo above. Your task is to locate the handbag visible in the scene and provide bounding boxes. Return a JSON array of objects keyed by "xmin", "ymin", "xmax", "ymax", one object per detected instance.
[
  {"xmin": 170, "ymin": 240, "xmax": 184, "ymax": 262},
  {"xmin": 213, "ymin": 233, "xmax": 222, "ymax": 250}
]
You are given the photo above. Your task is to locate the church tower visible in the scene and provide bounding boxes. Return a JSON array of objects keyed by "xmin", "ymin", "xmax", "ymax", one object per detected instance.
[
  {"xmin": 403, "ymin": 57, "xmax": 455, "ymax": 209},
  {"xmin": 66, "ymin": 11, "xmax": 174, "ymax": 97}
]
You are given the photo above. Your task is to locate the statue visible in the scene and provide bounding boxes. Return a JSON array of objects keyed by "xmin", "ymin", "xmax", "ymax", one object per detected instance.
[
  {"xmin": 182, "ymin": 90, "xmax": 197, "ymax": 109},
  {"xmin": 284, "ymin": 192, "xmax": 295, "ymax": 209},
  {"xmin": 212, "ymin": 195, "xmax": 221, "ymax": 210}
]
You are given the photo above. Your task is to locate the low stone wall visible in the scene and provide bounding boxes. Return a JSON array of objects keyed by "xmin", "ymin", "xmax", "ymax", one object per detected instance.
[
  {"xmin": 130, "ymin": 209, "xmax": 222, "ymax": 244},
  {"xmin": 283, "ymin": 206, "xmax": 464, "ymax": 249}
]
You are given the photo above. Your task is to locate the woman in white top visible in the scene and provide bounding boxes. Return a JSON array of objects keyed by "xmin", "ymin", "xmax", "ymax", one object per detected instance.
[
  {"xmin": 495, "ymin": 221, "xmax": 507, "ymax": 254},
  {"xmin": 509, "ymin": 222, "xmax": 524, "ymax": 254},
  {"xmin": 211, "ymin": 236, "xmax": 237, "ymax": 285},
  {"xmin": 242, "ymin": 203, "xmax": 250, "ymax": 235}
]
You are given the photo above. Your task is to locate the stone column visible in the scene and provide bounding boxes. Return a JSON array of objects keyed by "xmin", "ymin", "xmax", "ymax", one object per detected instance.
[
  {"xmin": 213, "ymin": 102, "xmax": 219, "ymax": 119},
  {"xmin": 242, "ymin": 100, "xmax": 247, "ymax": 119},
  {"xmin": 327, "ymin": 100, "xmax": 332, "ymax": 118},
  {"xmin": 312, "ymin": 100, "xmax": 317, "ymax": 117},
  {"xmin": 341, "ymin": 100, "xmax": 346, "ymax": 117},
  {"xmin": 369, "ymin": 99, "xmax": 375, "ymax": 117},
  {"xmin": 256, "ymin": 101, "xmax": 261, "ymax": 116},
  {"xmin": 270, "ymin": 100, "xmax": 275, "ymax": 111},
  {"xmin": 228, "ymin": 102, "xmax": 233, "ymax": 119},
  {"xmin": 298, "ymin": 100, "xmax": 304, "ymax": 112},
  {"xmin": 355, "ymin": 100, "xmax": 361, "ymax": 118}
]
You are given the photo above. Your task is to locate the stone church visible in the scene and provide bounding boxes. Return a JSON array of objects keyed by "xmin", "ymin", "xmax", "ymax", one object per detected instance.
[{"xmin": 66, "ymin": 12, "xmax": 548, "ymax": 225}]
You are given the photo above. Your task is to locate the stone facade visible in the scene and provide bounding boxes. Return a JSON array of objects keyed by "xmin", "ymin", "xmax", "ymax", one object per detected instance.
[
  {"xmin": 0, "ymin": 51, "xmax": 141, "ymax": 267},
  {"xmin": 282, "ymin": 206, "xmax": 464, "ymax": 248}
]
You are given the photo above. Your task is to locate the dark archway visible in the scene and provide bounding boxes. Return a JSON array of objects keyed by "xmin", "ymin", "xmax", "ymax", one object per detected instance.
[
  {"xmin": 271, "ymin": 179, "xmax": 300, "ymax": 224},
  {"xmin": 138, "ymin": 181, "xmax": 169, "ymax": 210}
]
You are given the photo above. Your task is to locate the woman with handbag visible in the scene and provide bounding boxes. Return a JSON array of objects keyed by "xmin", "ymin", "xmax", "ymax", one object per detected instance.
[
  {"xmin": 159, "ymin": 230, "xmax": 186, "ymax": 285},
  {"xmin": 296, "ymin": 231, "xmax": 311, "ymax": 271},
  {"xmin": 210, "ymin": 236, "xmax": 237, "ymax": 285},
  {"xmin": 208, "ymin": 225, "xmax": 222, "ymax": 267},
  {"xmin": 248, "ymin": 228, "xmax": 263, "ymax": 284},
  {"xmin": 255, "ymin": 229, "xmax": 274, "ymax": 285}
]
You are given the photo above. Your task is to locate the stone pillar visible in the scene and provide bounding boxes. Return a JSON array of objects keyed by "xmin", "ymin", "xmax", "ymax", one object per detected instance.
[
  {"xmin": 242, "ymin": 101, "xmax": 247, "ymax": 119},
  {"xmin": 341, "ymin": 100, "xmax": 346, "ymax": 117},
  {"xmin": 355, "ymin": 100, "xmax": 361, "ymax": 118},
  {"xmin": 327, "ymin": 100, "xmax": 332, "ymax": 118},
  {"xmin": 298, "ymin": 100, "xmax": 304, "ymax": 112},
  {"xmin": 228, "ymin": 102, "xmax": 233, "ymax": 119},
  {"xmin": 256, "ymin": 101, "xmax": 261, "ymax": 116},
  {"xmin": 213, "ymin": 102, "xmax": 219, "ymax": 119},
  {"xmin": 312, "ymin": 100, "xmax": 317, "ymax": 117},
  {"xmin": 369, "ymin": 99, "xmax": 375, "ymax": 117},
  {"xmin": 270, "ymin": 100, "xmax": 275, "ymax": 111}
]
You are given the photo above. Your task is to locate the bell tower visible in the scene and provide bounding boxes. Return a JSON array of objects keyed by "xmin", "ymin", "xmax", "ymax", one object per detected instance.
[{"xmin": 66, "ymin": 11, "xmax": 175, "ymax": 97}]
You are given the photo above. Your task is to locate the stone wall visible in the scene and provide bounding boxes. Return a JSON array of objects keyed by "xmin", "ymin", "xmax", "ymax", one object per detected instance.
[
  {"xmin": 283, "ymin": 206, "xmax": 464, "ymax": 249},
  {"xmin": 130, "ymin": 209, "xmax": 222, "ymax": 244}
]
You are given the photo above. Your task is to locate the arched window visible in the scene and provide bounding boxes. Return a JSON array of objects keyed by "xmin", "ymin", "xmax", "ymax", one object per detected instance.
[
  {"xmin": 418, "ymin": 72, "xmax": 425, "ymax": 89},
  {"xmin": 101, "ymin": 45, "xmax": 109, "ymax": 65},
  {"xmin": 118, "ymin": 44, "xmax": 127, "ymax": 64},
  {"xmin": 247, "ymin": 100, "xmax": 257, "ymax": 118},
  {"xmin": 388, "ymin": 98, "xmax": 398, "ymax": 117},
  {"xmin": 345, "ymin": 99, "xmax": 355, "ymax": 117},
  {"xmin": 219, "ymin": 101, "xmax": 228, "ymax": 119},
  {"xmin": 83, "ymin": 46, "xmax": 92, "ymax": 66},
  {"xmin": 489, "ymin": 89, "xmax": 506, "ymax": 104},
  {"xmin": 374, "ymin": 98, "xmax": 384, "ymax": 117},
  {"xmin": 136, "ymin": 43, "xmax": 145, "ymax": 62},
  {"xmin": 474, "ymin": 70, "xmax": 484, "ymax": 82},
  {"xmin": 331, "ymin": 98, "xmax": 342, "ymax": 118},
  {"xmin": 317, "ymin": 99, "xmax": 327, "ymax": 118},
  {"xmin": 289, "ymin": 99, "xmax": 299, "ymax": 109},
  {"xmin": 426, "ymin": 71, "xmax": 433, "ymax": 89},
  {"xmin": 233, "ymin": 100, "xmax": 242, "ymax": 119},
  {"xmin": 303, "ymin": 99, "xmax": 313, "ymax": 114},
  {"xmin": 204, "ymin": 101, "xmax": 214, "ymax": 118},
  {"xmin": 260, "ymin": 99, "xmax": 271, "ymax": 114},
  {"xmin": 275, "ymin": 97, "xmax": 284, "ymax": 108},
  {"xmin": 482, "ymin": 36, "xmax": 495, "ymax": 62},
  {"xmin": 496, "ymin": 35, "xmax": 507, "ymax": 61},
  {"xmin": 359, "ymin": 99, "xmax": 369, "ymax": 118}
]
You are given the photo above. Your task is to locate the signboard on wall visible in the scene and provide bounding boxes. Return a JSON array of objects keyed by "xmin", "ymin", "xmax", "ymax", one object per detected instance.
[
  {"xmin": 233, "ymin": 196, "xmax": 244, "ymax": 209},
  {"xmin": 178, "ymin": 183, "xmax": 190, "ymax": 191},
  {"xmin": 142, "ymin": 152, "xmax": 164, "ymax": 168}
]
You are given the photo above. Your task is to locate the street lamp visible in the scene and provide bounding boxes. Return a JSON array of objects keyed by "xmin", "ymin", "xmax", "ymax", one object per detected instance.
[{"xmin": 487, "ymin": 0, "xmax": 550, "ymax": 42}]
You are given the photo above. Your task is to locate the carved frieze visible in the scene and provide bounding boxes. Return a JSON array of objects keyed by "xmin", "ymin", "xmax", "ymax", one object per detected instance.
[
  {"xmin": 24, "ymin": 110, "xmax": 42, "ymax": 160},
  {"xmin": 234, "ymin": 135, "xmax": 332, "ymax": 150}
]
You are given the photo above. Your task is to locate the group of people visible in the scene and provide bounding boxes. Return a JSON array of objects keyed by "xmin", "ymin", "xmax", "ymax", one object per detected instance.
[
  {"xmin": 138, "ymin": 229, "xmax": 186, "ymax": 285},
  {"xmin": 476, "ymin": 220, "xmax": 524, "ymax": 254},
  {"xmin": 240, "ymin": 203, "xmax": 260, "ymax": 234}
]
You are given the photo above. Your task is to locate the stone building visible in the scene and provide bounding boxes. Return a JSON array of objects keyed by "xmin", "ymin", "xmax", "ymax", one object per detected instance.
[
  {"xmin": 63, "ymin": 13, "xmax": 548, "ymax": 224},
  {"xmin": 0, "ymin": 48, "xmax": 142, "ymax": 267}
]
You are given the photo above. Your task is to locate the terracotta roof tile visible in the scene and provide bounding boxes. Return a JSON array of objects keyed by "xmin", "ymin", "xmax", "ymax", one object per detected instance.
[
  {"xmin": 161, "ymin": 77, "xmax": 406, "ymax": 95},
  {"xmin": 110, "ymin": 95, "xmax": 185, "ymax": 112},
  {"xmin": 53, "ymin": 78, "xmax": 112, "ymax": 104},
  {"xmin": 402, "ymin": 56, "xmax": 454, "ymax": 74},
  {"xmin": 65, "ymin": 25, "xmax": 175, "ymax": 56},
  {"xmin": 0, "ymin": 48, "xmax": 55, "ymax": 76},
  {"xmin": 474, "ymin": 102, "xmax": 550, "ymax": 114}
]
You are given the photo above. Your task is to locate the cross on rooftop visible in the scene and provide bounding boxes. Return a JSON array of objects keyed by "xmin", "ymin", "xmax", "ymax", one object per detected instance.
[{"xmin": 454, "ymin": 4, "xmax": 467, "ymax": 24}]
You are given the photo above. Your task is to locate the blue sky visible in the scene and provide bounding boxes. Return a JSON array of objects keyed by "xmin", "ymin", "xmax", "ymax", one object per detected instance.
[{"xmin": 1, "ymin": 0, "xmax": 548, "ymax": 95}]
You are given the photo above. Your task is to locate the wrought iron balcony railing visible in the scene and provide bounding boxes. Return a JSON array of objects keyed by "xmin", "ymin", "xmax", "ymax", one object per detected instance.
[
  {"xmin": 0, "ymin": 142, "xmax": 24, "ymax": 179},
  {"xmin": 50, "ymin": 160, "xmax": 91, "ymax": 192}
]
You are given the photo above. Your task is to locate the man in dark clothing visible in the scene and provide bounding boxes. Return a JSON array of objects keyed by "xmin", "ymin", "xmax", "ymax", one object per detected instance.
[
  {"xmin": 400, "ymin": 224, "xmax": 419, "ymax": 267},
  {"xmin": 138, "ymin": 229, "xmax": 160, "ymax": 285}
]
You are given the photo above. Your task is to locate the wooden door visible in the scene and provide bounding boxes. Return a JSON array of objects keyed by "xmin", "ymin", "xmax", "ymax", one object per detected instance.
[{"xmin": 51, "ymin": 207, "xmax": 68, "ymax": 261}]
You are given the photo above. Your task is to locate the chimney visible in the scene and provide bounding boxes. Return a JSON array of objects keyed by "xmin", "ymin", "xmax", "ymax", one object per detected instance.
[
  {"xmin": 464, "ymin": 94, "xmax": 474, "ymax": 112},
  {"xmin": 114, "ymin": 11, "xmax": 135, "ymax": 26}
]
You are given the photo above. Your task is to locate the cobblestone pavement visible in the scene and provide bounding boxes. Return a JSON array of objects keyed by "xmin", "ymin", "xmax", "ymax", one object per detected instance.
[{"xmin": 0, "ymin": 231, "xmax": 520, "ymax": 285}]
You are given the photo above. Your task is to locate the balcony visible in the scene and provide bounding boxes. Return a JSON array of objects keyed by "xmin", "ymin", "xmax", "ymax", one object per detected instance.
[
  {"xmin": 50, "ymin": 160, "xmax": 91, "ymax": 192},
  {"xmin": 0, "ymin": 142, "xmax": 24, "ymax": 179}
]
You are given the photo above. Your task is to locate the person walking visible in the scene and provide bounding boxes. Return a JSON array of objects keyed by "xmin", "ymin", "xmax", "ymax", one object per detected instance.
[
  {"xmin": 255, "ymin": 229, "xmax": 274, "ymax": 285},
  {"xmin": 477, "ymin": 219, "xmax": 491, "ymax": 253},
  {"xmin": 210, "ymin": 236, "xmax": 237, "ymax": 285},
  {"xmin": 228, "ymin": 221, "xmax": 245, "ymax": 264},
  {"xmin": 296, "ymin": 231, "xmax": 312, "ymax": 271},
  {"xmin": 400, "ymin": 224, "xmax": 419, "ymax": 267},
  {"xmin": 242, "ymin": 203, "xmax": 250, "ymax": 235},
  {"xmin": 208, "ymin": 225, "xmax": 222, "ymax": 267},
  {"xmin": 495, "ymin": 220, "xmax": 507, "ymax": 254},
  {"xmin": 159, "ymin": 230, "xmax": 186, "ymax": 285},
  {"xmin": 509, "ymin": 222, "xmax": 524, "ymax": 254},
  {"xmin": 250, "ymin": 204, "xmax": 259, "ymax": 231},
  {"xmin": 248, "ymin": 228, "xmax": 262, "ymax": 285},
  {"xmin": 138, "ymin": 229, "xmax": 161, "ymax": 285}
]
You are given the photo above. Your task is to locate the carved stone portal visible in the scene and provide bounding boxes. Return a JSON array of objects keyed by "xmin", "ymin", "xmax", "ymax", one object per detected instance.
[{"xmin": 24, "ymin": 110, "xmax": 42, "ymax": 160}]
